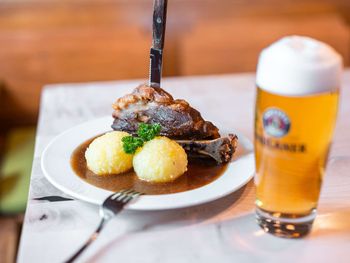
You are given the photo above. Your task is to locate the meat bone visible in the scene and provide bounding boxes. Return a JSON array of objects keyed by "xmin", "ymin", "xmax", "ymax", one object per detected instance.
[{"xmin": 176, "ymin": 134, "xmax": 238, "ymax": 164}]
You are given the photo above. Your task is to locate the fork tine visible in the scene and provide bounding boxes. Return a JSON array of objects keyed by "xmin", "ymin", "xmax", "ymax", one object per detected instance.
[
  {"xmin": 120, "ymin": 190, "xmax": 142, "ymax": 204},
  {"xmin": 124, "ymin": 189, "xmax": 135, "ymax": 195},
  {"xmin": 110, "ymin": 190, "xmax": 124, "ymax": 200},
  {"xmin": 128, "ymin": 191, "xmax": 141, "ymax": 198},
  {"xmin": 121, "ymin": 195, "xmax": 133, "ymax": 204},
  {"xmin": 118, "ymin": 191, "xmax": 136, "ymax": 203},
  {"xmin": 110, "ymin": 189, "xmax": 129, "ymax": 200},
  {"xmin": 115, "ymin": 189, "xmax": 134, "ymax": 201},
  {"xmin": 110, "ymin": 193, "xmax": 121, "ymax": 200},
  {"xmin": 131, "ymin": 190, "xmax": 142, "ymax": 197}
]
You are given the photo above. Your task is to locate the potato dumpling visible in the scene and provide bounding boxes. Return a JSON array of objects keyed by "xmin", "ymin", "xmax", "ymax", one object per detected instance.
[
  {"xmin": 133, "ymin": 136, "xmax": 188, "ymax": 183},
  {"xmin": 85, "ymin": 131, "xmax": 133, "ymax": 175}
]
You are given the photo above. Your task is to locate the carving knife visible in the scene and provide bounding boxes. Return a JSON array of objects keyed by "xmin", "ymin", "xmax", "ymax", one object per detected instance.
[{"xmin": 149, "ymin": 0, "xmax": 168, "ymax": 88}]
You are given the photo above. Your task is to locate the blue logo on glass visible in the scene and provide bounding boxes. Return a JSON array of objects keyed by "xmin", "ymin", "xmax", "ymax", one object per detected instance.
[{"xmin": 263, "ymin": 108, "xmax": 291, "ymax": 138}]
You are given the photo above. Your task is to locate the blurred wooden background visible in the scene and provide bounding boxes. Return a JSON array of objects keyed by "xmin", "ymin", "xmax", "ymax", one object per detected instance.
[
  {"xmin": 0, "ymin": 0, "xmax": 349, "ymax": 127},
  {"xmin": 0, "ymin": 1, "xmax": 350, "ymax": 262}
]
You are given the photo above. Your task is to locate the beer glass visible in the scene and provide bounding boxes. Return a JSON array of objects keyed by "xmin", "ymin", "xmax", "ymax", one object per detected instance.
[{"xmin": 254, "ymin": 36, "xmax": 342, "ymax": 238}]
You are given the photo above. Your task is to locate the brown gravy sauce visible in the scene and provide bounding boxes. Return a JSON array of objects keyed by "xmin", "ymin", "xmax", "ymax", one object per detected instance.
[{"xmin": 71, "ymin": 137, "xmax": 227, "ymax": 195}]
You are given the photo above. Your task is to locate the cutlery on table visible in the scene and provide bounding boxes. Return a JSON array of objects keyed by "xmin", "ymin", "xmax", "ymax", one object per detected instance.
[
  {"xmin": 65, "ymin": 189, "xmax": 142, "ymax": 263},
  {"xmin": 66, "ymin": 1, "xmax": 166, "ymax": 261},
  {"xmin": 149, "ymin": 0, "xmax": 168, "ymax": 88},
  {"xmin": 33, "ymin": 196, "xmax": 74, "ymax": 202}
]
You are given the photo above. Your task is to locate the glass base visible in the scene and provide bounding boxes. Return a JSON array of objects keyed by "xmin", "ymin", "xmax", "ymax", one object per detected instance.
[{"xmin": 255, "ymin": 207, "xmax": 316, "ymax": 238}]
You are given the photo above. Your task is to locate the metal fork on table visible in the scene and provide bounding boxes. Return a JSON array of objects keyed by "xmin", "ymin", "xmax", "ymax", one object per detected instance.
[{"xmin": 65, "ymin": 189, "xmax": 142, "ymax": 263}]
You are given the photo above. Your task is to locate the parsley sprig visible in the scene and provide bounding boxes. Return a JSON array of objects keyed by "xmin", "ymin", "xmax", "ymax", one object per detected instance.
[
  {"xmin": 122, "ymin": 123, "xmax": 161, "ymax": 154},
  {"xmin": 121, "ymin": 136, "xmax": 144, "ymax": 154}
]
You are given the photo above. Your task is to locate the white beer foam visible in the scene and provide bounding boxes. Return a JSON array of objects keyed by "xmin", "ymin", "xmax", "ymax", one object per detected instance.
[{"xmin": 256, "ymin": 36, "xmax": 343, "ymax": 96}]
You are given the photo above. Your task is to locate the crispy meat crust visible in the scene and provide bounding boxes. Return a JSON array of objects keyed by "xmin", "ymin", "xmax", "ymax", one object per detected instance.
[{"xmin": 112, "ymin": 84, "xmax": 220, "ymax": 140}]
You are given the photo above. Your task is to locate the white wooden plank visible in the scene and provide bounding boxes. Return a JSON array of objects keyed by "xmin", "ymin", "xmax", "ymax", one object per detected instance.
[{"xmin": 17, "ymin": 71, "xmax": 350, "ymax": 263}]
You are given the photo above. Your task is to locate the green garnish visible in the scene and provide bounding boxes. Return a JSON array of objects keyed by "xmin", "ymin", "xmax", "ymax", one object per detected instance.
[
  {"xmin": 121, "ymin": 136, "xmax": 144, "ymax": 154},
  {"xmin": 122, "ymin": 123, "xmax": 161, "ymax": 154},
  {"xmin": 137, "ymin": 123, "xmax": 161, "ymax": 141}
]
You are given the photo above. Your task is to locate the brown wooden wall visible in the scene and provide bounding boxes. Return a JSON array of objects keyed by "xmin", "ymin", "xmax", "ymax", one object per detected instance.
[
  {"xmin": 0, "ymin": 0, "xmax": 349, "ymax": 127},
  {"xmin": 180, "ymin": 15, "xmax": 350, "ymax": 75}
]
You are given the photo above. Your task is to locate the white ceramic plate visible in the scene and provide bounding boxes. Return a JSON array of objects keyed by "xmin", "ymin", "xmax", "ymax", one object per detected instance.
[{"xmin": 41, "ymin": 116, "xmax": 255, "ymax": 210}]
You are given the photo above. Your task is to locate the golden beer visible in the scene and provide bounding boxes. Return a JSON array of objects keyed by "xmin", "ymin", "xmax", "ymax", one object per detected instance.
[
  {"xmin": 255, "ymin": 87, "xmax": 339, "ymax": 215},
  {"xmin": 254, "ymin": 36, "xmax": 342, "ymax": 238}
]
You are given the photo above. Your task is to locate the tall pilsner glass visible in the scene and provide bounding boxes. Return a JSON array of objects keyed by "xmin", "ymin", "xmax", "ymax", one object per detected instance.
[{"xmin": 254, "ymin": 36, "xmax": 343, "ymax": 238}]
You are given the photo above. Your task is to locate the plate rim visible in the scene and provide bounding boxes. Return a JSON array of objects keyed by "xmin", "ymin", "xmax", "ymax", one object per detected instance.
[{"xmin": 41, "ymin": 116, "xmax": 255, "ymax": 210}]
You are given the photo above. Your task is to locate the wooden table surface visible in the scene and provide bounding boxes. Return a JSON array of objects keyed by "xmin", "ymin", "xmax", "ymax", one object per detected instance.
[{"xmin": 18, "ymin": 71, "xmax": 350, "ymax": 263}]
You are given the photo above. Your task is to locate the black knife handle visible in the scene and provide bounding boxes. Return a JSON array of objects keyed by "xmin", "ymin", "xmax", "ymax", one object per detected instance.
[
  {"xmin": 149, "ymin": 48, "xmax": 163, "ymax": 87},
  {"xmin": 152, "ymin": 0, "xmax": 168, "ymax": 50}
]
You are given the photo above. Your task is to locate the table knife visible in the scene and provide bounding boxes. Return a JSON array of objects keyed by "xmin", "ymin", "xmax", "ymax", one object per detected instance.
[{"xmin": 149, "ymin": 0, "xmax": 168, "ymax": 87}]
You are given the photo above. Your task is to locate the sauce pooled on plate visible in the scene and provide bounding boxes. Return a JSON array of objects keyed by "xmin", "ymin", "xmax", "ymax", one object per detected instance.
[{"xmin": 71, "ymin": 137, "xmax": 227, "ymax": 195}]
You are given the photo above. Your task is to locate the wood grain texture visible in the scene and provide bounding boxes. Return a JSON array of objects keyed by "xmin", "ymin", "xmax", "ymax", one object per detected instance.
[
  {"xmin": 0, "ymin": 217, "xmax": 19, "ymax": 263},
  {"xmin": 17, "ymin": 71, "xmax": 350, "ymax": 263},
  {"xmin": 0, "ymin": 0, "xmax": 350, "ymax": 126},
  {"xmin": 0, "ymin": 26, "xmax": 150, "ymax": 125},
  {"xmin": 180, "ymin": 15, "xmax": 350, "ymax": 76}
]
